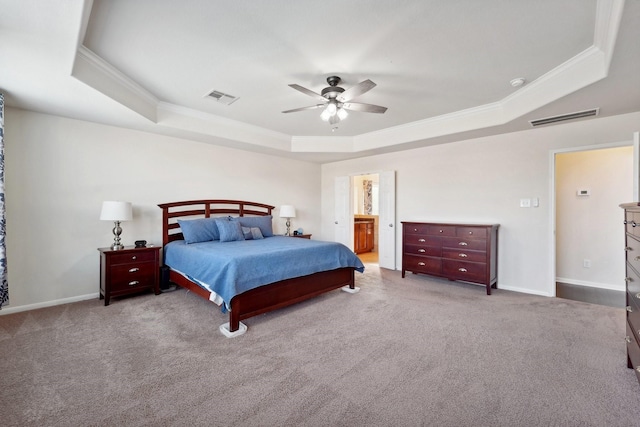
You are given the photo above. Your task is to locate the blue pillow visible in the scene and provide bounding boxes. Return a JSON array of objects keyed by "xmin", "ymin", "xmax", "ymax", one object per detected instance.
[
  {"xmin": 232, "ymin": 215, "xmax": 274, "ymax": 237},
  {"xmin": 215, "ymin": 219, "xmax": 245, "ymax": 242},
  {"xmin": 178, "ymin": 218, "xmax": 220, "ymax": 243},
  {"xmin": 242, "ymin": 226, "xmax": 264, "ymax": 240}
]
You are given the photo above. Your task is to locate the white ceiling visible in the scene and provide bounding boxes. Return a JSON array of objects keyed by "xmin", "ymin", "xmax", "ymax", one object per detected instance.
[{"xmin": 1, "ymin": 0, "xmax": 639, "ymax": 163}]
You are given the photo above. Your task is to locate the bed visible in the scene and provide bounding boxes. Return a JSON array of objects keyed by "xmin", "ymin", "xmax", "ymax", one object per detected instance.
[{"xmin": 158, "ymin": 199, "xmax": 365, "ymax": 337}]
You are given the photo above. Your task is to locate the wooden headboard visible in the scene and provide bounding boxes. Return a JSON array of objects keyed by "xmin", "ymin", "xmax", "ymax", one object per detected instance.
[{"xmin": 157, "ymin": 199, "xmax": 275, "ymax": 246}]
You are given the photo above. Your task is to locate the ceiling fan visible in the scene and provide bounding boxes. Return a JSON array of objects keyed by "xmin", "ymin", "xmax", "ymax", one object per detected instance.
[{"xmin": 282, "ymin": 76, "xmax": 387, "ymax": 125}]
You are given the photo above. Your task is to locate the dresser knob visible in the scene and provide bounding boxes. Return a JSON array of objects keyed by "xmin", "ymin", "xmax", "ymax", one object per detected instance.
[
  {"xmin": 418, "ymin": 238, "xmax": 425, "ymax": 242},
  {"xmin": 458, "ymin": 253, "xmax": 468, "ymax": 258},
  {"xmin": 132, "ymin": 256, "xmax": 137, "ymax": 260},
  {"xmin": 458, "ymin": 242, "xmax": 468, "ymax": 246},
  {"xmin": 418, "ymin": 262, "xmax": 425, "ymax": 266},
  {"xmin": 129, "ymin": 267, "xmax": 140, "ymax": 273},
  {"xmin": 626, "ymin": 336, "xmax": 632, "ymax": 343},
  {"xmin": 624, "ymin": 220, "xmax": 628, "ymax": 224},
  {"xmin": 439, "ymin": 229, "xmax": 443, "ymax": 233},
  {"xmin": 458, "ymin": 268, "xmax": 467, "ymax": 272},
  {"xmin": 627, "ymin": 306, "xmax": 634, "ymax": 313},
  {"xmin": 128, "ymin": 281, "xmax": 140, "ymax": 286},
  {"xmin": 633, "ymin": 221, "xmax": 638, "ymax": 228},
  {"xmin": 418, "ymin": 249, "xmax": 426, "ymax": 253},
  {"xmin": 468, "ymin": 231, "xmax": 473, "ymax": 235}
]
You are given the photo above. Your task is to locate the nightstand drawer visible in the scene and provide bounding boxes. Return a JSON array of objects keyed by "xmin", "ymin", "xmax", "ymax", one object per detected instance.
[
  {"xmin": 110, "ymin": 262, "xmax": 156, "ymax": 283},
  {"xmin": 109, "ymin": 250, "xmax": 157, "ymax": 265}
]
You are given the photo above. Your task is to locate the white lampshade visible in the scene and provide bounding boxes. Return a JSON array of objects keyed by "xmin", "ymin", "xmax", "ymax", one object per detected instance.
[
  {"xmin": 279, "ymin": 205, "xmax": 296, "ymax": 218},
  {"xmin": 100, "ymin": 201, "xmax": 133, "ymax": 221}
]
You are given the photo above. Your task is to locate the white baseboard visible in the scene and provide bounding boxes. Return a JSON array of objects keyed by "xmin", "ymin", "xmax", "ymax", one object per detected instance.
[
  {"xmin": 555, "ymin": 277, "xmax": 624, "ymax": 292},
  {"xmin": 498, "ymin": 284, "xmax": 554, "ymax": 297},
  {"xmin": 0, "ymin": 293, "xmax": 100, "ymax": 315}
]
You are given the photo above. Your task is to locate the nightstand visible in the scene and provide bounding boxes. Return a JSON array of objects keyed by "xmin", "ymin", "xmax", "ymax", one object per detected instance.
[
  {"xmin": 98, "ymin": 246, "xmax": 162, "ymax": 306},
  {"xmin": 291, "ymin": 234, "xmax": 312, "ymax": 239}
]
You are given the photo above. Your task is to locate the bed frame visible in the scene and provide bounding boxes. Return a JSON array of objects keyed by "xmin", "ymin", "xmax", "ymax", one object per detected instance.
[{"xmin": 158, "ymin": 200, "xmax": 357, "ymax": 336}]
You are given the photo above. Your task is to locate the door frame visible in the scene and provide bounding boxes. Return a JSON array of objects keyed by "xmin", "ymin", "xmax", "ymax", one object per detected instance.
[{"xmin": 548, "ymin": 137, "xmax": 637, "ymax": 297}]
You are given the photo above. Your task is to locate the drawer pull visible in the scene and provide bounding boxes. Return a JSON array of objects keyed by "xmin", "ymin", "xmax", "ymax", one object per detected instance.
[
  {"xmin": 128, "ymin": 267, "xmax": 140, "ymax": 273},
  {"xmin": 418, "ymin": 249, "xmax": 426, "ymax": 253},
  {"xmin": 625, "ymin": 246, "xmax": 633, "ymax": 251},
  {"xmin": 624, "ymin": 220, "xmax": 628, "ymax": 225},
  {"xmin": 458, "ymin": 242, "xmax": 468, "ymax": 246},
  {"xmin": 413, "ymin": 228, "xmax": 418, "ymax": 232},
  {"xmin": 626, "ymin": 336, "xmax": 632, "ymax": 343},
  {"xmin": 627, "ymin": 306, "xmax": 633, "ymax": 313},
  {"xmin": 128, "ymin": 281, "xmax": 140, "ymax": 286},
  {"xmin": 458, "ymin": 268, "xmax": 467, "ymax": 272},
  {"xmin": 132, "ymin": 256, "xmax": 137, "ymax": 260},
  {"xmin": 418, "ymin": 262, "xmax": 426, "ymax": 266},
  {"xmin": 458, "ymin": 253, "xmax": 468, "ymax": 258},
  {"xmin": 468, "ymin": 231, "xmax": 473, "ymax": 235},
  {"xmin": 418, "ymin": 238, "xmax": 426, "ymax": 242},
  {"xmin": 633, "ymin": 221, "xmax": 638, "ymax": 228},
  {"xmin": 439, "ymin": 229, "xmax": 444, "ymax": 233}
]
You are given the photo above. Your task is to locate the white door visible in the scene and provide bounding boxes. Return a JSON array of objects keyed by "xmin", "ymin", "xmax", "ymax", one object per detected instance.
[
  {"xmin": 378, "ymin": 171, "xmax": 396, "ymax": 270},
  {"xmin": 334, "ymin": 176, "xmax": 351, "ymax": 248}
]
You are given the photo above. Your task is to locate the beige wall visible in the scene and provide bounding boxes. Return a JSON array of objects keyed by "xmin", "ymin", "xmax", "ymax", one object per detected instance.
[
  {"xmin": 4, "ymin": 108, "xmax": 321, "ymax": 311},
  {"xmin": 555, "ymin": 146, "xmax": 633, "ymax": 290},
  {"xmin": 320, "ymin": 112, "xmax": 640, "ymax": 296}
]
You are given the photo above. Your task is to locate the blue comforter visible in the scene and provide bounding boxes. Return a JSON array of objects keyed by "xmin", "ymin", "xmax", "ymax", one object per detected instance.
[{"xmin": 164, "ymin": 236, "xmax": 364, "ymax": 307}]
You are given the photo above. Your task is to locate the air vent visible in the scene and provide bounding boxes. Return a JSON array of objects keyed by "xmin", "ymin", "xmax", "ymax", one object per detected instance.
[
  {"xmin": 206, "ymin": 90, "xmax": 238, "ymax": 106},
  {"xmin": 529, "ymin": 108, "xmax": 599, "ymax": 127}
]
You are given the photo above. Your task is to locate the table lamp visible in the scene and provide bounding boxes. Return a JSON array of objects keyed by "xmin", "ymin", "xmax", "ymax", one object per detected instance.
[
  {"xmin": 279, "ymin": 205, "xmax": 296, "ymax": 236},
  {"xmin": 100, "ymin": 201, "xmax": 132, "ymax": 250}
]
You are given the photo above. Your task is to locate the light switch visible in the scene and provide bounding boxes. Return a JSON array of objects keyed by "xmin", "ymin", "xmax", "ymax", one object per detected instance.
[{"xmin": 520, "ymin": 198, "xmax": 531, "ymax": 208}]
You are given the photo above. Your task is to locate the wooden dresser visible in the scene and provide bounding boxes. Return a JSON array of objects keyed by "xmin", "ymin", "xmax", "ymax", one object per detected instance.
[
  {"xmin": 354, "ymin": 220, "xmax": 374, "ymax": 254},
  {"xmin": 620, "ymin": 202, "xmax": 640, "ymax": 384},
  {"xmin": 401, "ymin": 221, "xmax": 499, "ymax": 294}
]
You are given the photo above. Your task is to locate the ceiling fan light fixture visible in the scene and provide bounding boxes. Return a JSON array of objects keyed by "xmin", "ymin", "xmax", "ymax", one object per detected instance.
[
  {"xmin": 320, "ymin": 108, "xmax": 332, "ymax": 121},
  {"xmin": 337, "ymin": 108, "xmax": 348, "ymax": 120},
  {"xmin": 326, "ymin": 102, "xmax": 337, "ymax": 115}
]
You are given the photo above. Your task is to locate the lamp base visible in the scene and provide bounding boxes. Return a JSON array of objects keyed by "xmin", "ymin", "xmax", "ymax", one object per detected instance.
[{"xmin": 111, "ymin": 221, "xmax": 124, "ymax": 250}]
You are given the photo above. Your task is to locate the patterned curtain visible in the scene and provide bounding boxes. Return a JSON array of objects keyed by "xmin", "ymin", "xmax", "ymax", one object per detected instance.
[{"xmin": 0, "ymin": 93, "xmax": 7, "ymax": 309}]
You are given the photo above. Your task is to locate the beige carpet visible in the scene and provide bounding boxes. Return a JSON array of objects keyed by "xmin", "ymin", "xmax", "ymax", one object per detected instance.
[{"xmin": 1, "ymin": 262, "xmax": 640, "ymax": 426}]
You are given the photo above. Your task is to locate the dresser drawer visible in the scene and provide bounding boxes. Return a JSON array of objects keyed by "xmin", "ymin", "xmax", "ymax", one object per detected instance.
[
  {"xmin": 456, "ymin": 227, "xmax": 488, "ymax": 239},
  {"xmin": 441, "ymin": 236, "xmax": 487, "ymax": 251},
  {"xmin": 627, "ymin": 211, "xmax": 640, "ymax": 238},
  {"xmin": 442, "ymin": 248, "xmax": 486, "ymax": 263},
  {"xmin": 627, "ymin": 293, "xmax": 640, "ymax": 339},
  {"xmin": 626, "ymin": 235, "xmax": 640, "ymax": 274},
  {"xmin": 404, "ymin": 235, "xmax": 441, "ymax": 246},
  {"xmin": 442, "ymin": 260, "xmax": 487, "ymax": 283},
  {"xmin": 108, "ymin": 250, "xmax": 157, "ymax": 265},
  {"xmin": 404, "ymin": 223, "xmax": 431, "ymax": 235},
  {"xmin": 426, "ymin": 225, "xmax": 456, "ymax": 236},
  {"xmin": 626, "ymin": 321, "xmax": 640, "ymax": 382},
  {"xmin": 404, "ymin": 244, "xmax": 441, "ymax": 257},
  {"xmin": 626, "ymin": 263, "xmax": 640, "ymax": 296},
  {"xmin": 403, "ymin": 255, "xmax": 441, "ymax": 275}
]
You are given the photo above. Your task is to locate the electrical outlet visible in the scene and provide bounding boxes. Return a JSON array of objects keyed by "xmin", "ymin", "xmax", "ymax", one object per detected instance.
[{"xmin": 583, "ymin": 259, "xmax": 591, "ymax": 268}]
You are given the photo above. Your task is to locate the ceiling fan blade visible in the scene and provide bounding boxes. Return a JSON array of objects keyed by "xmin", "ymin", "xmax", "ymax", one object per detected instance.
[
  {"xmin": 342, "ymin": 102, "xmax": 387, "ymax": 114},
  {"xmin": 288, "ymin": 84, "xmax": 327, "ymax": 101},
  {"xmin": 282, "ymin": 104, "xmax": 325, "ymax": 113},
  {"xmin": 337, "ymin": 79, "xmax": 376, "ymax": 102}
]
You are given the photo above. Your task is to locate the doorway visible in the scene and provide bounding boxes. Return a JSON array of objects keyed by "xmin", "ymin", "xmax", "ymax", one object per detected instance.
[
  {"xmin": 353, "ymin": 173, "xmax": 379, "ymax": 265},
  {"xmin": 554, "ymin": 145, "xmax": 633, "ymax": 307}
]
